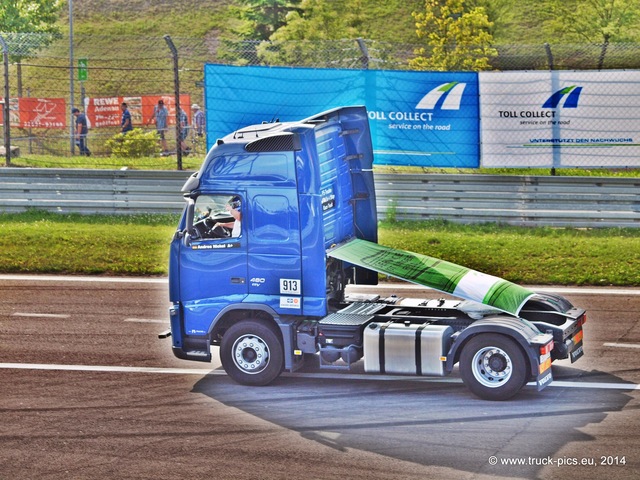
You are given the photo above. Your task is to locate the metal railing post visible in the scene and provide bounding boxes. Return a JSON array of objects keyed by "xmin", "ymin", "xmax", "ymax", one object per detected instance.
[
  {"xmin": 356, "ymin": 38, "xmax": 370, "ymax": 69},
  {"xmin": 164, "ymin": 34, "xmax": 182, "ymax": 170},
  {"xmin": 69, "ymin": 0, "xmax": 75, "ymax": 155},
  {"xmin": 544, "ymin": 42, "xmax": 554, "ymax": 70},
  {"xmin": 0, "ymin": 35, "xmax": 10, "ymax": 167}
]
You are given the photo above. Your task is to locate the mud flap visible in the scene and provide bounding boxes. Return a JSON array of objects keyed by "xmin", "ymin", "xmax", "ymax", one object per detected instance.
[
  {"xmin": 537, "ymin": 365, "xmax": 554, "ymax": 391},
  {"xmin": 569, "ymin": 329, "xmax": 585, "ymax": 363}
]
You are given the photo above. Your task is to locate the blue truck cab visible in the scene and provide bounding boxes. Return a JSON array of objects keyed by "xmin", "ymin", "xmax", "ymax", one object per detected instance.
[
  {"xmin": 169, "ymin": 106, "xmax": 377, "ymax": 368},
  {"xmin": 167, "ymin": 106, "xmax": 586, "ymax": 401}
]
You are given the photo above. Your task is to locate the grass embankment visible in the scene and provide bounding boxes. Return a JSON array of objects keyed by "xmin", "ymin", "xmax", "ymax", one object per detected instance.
[
  {"xmin": 1, "ymin": 211, "xmax": 639, "ymax": 285},
  {"xmin": 6, "ymin": 153, "xmax": 203, "ymax": 171}
]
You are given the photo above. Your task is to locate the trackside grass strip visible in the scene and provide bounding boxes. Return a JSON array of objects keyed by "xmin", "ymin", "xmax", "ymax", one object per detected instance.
[
  {"xmin": 0, "ymin": 212, "xmax": 180, "ymax": 276},
  {"xmin": 0, "ymin": 212, "xmax": 638, "ymax": 285},
  {"xmin": 378, "ymin": 220, "xmax": 640, "ymax": 286}
]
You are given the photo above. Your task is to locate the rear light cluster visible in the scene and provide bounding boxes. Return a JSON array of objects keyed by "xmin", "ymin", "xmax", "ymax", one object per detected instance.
[
  {"xmin": 539, "ymin": 342, "xmax": 554, "ymax": 356},
  {"xmin": 577, "ymin": 314, "xmax": 587, "ymax": 327},
  {"xmin": 573, "ymin": 329, "xmax": 584, "ymax": 345}
]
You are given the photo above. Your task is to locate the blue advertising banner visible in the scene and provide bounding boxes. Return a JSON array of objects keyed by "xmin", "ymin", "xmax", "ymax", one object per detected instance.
[{"xmin": 204, "ymin": 64, "xmax": 480, "ymax": 167}]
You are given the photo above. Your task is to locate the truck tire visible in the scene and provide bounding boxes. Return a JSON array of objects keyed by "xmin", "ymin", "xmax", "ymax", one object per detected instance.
[
  {"xmin": 220, "ymin": 320, "xmax": 284, "ymax": 386},
  {"xmin": 459, "ymin": 334, "xmax": 528, "ymax": 401}
]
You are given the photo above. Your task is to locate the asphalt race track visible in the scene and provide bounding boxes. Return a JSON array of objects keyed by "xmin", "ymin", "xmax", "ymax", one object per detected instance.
[{"xmin": 1, "ymin": 275, "xmax": 639, "ymax": 480}]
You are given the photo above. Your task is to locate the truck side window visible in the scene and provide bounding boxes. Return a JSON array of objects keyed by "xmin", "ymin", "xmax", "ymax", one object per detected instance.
[{"xmin": 192, "ymin": 194, "xmax": 242, "ymax": 240}]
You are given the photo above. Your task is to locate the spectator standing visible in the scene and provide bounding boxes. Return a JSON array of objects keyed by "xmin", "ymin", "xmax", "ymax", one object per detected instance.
[
  {"xmin": 120, "ymin": 102, "xmax": 133, "ymax": 134},
  {"xmin": 72, "ymin": 107, "xmax": 91, "ymax": 156},
  {"xmin": 192, "ymin": 104, "xmax": 205, "ymax": 137},
  {"xmin": 149, "ymin": 99, "xmax": 169, "ymax": 153}
]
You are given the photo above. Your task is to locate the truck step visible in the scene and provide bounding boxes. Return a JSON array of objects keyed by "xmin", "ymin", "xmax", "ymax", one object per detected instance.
[
  {"xmin": 187, "ymin": 350, "xmax": 210, "ymax": 358},
  {"xmin": 338, "ymin": 302, "xmax": 387, "ymax": 316}
]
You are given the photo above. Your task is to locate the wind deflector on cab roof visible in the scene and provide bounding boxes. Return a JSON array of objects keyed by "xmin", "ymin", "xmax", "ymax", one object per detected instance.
[{"xmin": 245, "ymin": 133, "xmax": 301, "ymax": 152}]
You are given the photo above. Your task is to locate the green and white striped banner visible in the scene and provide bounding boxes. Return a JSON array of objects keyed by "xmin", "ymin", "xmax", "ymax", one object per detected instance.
[{"xmin": 328, "ymin": 239, "xmax": 534, "ymax": 316}]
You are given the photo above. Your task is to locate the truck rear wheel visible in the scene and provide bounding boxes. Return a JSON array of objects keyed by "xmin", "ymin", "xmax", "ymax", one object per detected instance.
[
  {"xmin": 459, "ymin": 334, "xmax": 528, "ymax": 401},
  {"xmin": 220, "ymin": 320, "xmax": 284, "ymax": 386}
]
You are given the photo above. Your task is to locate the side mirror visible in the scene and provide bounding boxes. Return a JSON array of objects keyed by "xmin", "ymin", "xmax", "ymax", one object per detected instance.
[
  {"xmin": 183, "ymin": 197, "xmax": 196, "ymax": 247},
  {"xmin": 182, "ymin": 232, "xmax": 192, "ymax": 248}
]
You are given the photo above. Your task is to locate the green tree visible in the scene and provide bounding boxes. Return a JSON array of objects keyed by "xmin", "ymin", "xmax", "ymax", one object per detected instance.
[
  {"xmin": 269, "ymin": 0, "xmax": 366, "ymax": 40},
  {"xmin": 409, "ymin": 0, "xmax": 497, "ymax": 71},
  {"xmin": 541, "ymin": 0, "xmax": 640, "ymax": 68},
  {"xmin": 255, "ymin": 0, "xmax": 368, "ymax": 66},
  {"xmin": 470, "ymin": 0, "xmax": 524, "ymax": 43},
  {"xmin": 235, "ymin": 0, "xmax": 302, "ymax": 40},
  {"xmin": 0, "ymin": 0, "xmax": 61, "ymax": 34},
  {"xmin": 543, "ymin": 0, "xmax": 640, "ymax": 43},
  {"xmin": 0, "ymin": 0, "xmax": 63, "ymax": 95}
]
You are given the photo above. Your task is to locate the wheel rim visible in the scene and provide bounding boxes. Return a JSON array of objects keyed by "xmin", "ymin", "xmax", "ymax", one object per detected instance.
[
  {"xmin": 470, "ymin": 346, "xmax": 513, "ymax": 388},
  {"xmin": 231, "ymin": 334, "xmax": 270, "ymax": 375}
]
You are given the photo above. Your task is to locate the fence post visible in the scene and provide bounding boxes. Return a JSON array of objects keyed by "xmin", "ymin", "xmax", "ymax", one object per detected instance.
[
  {"xmin": 164, "ymin": 34, "xmax": 182, "ymax": 170},
  {"xmin": 69, "ymin": 0, "xmax": 76, "ymax": 155},
  {"xmin": 598, "ymin": 41, "xmax": 609, "ymax": 70},
  {"xmin": 0, "ymin": 35, "xmax": 10, "ymax": 167},
  {"xmin": 544, "ymin": 43, "xmax": 554, "ymax": 70},
  {"xmin": 356, "ymin": 38, "xmax": 370, "ymax": 69}
]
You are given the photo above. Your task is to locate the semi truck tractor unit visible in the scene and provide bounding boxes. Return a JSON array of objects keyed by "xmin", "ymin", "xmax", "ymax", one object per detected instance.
[{"xmin": 165, "ymin": 106, "xmax": 586, "ymax": 401}]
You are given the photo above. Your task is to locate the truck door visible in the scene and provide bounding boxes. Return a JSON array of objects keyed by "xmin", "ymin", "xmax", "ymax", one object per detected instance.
[
  {"xmin": 177, "ymin": 193, "xmax": 248, "ymax": 335},
  {"xmin": 246, "ymin": 191, "xmax": 303, "ymax": 314}
]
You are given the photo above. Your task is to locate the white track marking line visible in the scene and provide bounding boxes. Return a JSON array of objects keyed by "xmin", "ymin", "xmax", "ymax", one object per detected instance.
[
  {"xmin": 603, "ymin": 342, "xmax": 640, "ymax": 350},
  {"xmin": 11, "ymin": 312, "xmax": 70, "ymax": 319},
  {"xmin": 0, "ymin": 363, "xmax": 215, "ymax": 375},
  {"xmin": 0, "ymin": 274, "xmax": 166, "ymax": 283},
  {"xmin": 540, "ymin": 381, "xmax": 640, "ymax": 390},
  {"xmin": 0, "ymin": 363, "xmax": 638, "ymax": 391},
  {"xmin": 124, "ymin": 318, "xmax": 168, "ymax": 324},
  {"xmin": 2, "ymin": 275, "xmax": 640, "ymax": 296},
  {"xmin": 10, "ymin": 314, "xmax": 167, "ymax": 323}
]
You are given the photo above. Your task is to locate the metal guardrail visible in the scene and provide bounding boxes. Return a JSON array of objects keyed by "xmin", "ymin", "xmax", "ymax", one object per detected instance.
[
  {"xmin": 0, "ymin": 168, "xmax": 188, "ymax": 214},
  {"xmin": 375, "ymin": 173, "xmax": 640, "ymax": 228},
  {"xmin": 1, "ymin": 168, "xmax": 638, "ymax": 228}
]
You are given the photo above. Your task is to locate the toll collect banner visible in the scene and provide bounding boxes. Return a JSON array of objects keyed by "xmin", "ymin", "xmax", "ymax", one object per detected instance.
[
  {"xmin": 328, "ymin": 239, "xmax": 534, "ymax": 317},
  {"xmin": 204, "ymin": 64, "xmax": 480, "ymax": 167},
  {"xmin": 479, "ymin": 70, "xmax": 640, "ymax": 168}
]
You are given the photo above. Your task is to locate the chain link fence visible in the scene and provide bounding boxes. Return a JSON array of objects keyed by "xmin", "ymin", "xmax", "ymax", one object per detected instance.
[{"xmin": 1, "ymin": 33, "xmax": 639, "ymax": 167}]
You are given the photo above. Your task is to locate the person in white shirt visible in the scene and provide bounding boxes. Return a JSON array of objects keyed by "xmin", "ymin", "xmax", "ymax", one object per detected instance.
[{"xmin": 213, "ymin": 196, "xmax": 242, "ymax": 237}]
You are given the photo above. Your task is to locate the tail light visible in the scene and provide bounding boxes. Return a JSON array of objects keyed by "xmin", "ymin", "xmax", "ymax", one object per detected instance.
[
  {"xmin": 540, "ymin": 341, "xmax": 554, "ymax": 356},
  {"xmin": 577, "ymin": 314, "xmax": 587, "ymax": 327}
]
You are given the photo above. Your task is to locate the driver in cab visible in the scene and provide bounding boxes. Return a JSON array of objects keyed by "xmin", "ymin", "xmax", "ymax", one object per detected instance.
[
  {"xmin": 216, "ymin": 195, "xmax": 242, "ymax": 237},
  {"xmin": 196, "ymin": 196, "xmax": 242, "ymax": 238}
]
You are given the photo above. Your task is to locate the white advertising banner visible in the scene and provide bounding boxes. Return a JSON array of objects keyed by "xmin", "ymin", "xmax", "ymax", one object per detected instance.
[{"xmin": 479, "ymin": 71, "xmax": 640, "ymax": 168}]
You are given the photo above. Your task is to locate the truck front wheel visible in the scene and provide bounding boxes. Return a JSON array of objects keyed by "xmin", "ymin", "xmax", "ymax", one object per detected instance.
[
  {"xmin": 220, "ymin": 320, "xmax": 284, "ymax": 386},
  {"xmin": 459, "ymin": 334, "xmax": 528, "ymax": 401}
]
